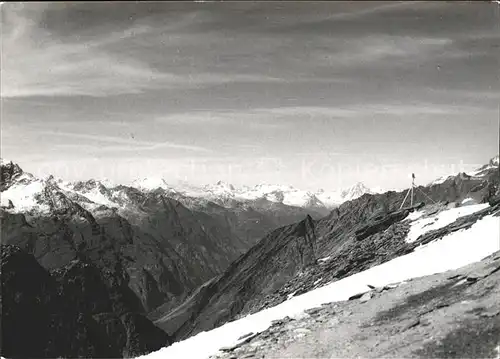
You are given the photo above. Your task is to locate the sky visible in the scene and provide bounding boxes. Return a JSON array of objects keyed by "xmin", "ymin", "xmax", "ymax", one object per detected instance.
[{"xmin": 1, "ymin": 1, "xmax": 499, "ymax": 191}]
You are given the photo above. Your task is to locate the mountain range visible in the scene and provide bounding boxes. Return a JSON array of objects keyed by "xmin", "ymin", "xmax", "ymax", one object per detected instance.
[
  {"xmin": 0, "ymin": 157, "xmax": 380, "ymax": 216},
  {"xmin": 132, "ymin": 177, "xmax": 378, "ymax": 210},
  {"xmin": 1, "ymin": 155, "xmax": 498, "ymax": 358}
]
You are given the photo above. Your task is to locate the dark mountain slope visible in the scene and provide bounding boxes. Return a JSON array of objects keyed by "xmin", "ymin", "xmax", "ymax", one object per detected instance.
[
  {"xmin": 155, "ymin": 215, "xmax": 318, "ymax": 338},
  {"xmin": 0, "ymin": 195, "xmax": 234, "ymax": 314},
  {"xmin": 0, "ymin": 244, "xmax": 170, "ymax": 358}
]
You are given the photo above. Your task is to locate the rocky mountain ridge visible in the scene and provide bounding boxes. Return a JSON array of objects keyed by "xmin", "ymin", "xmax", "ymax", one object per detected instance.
[
  {"xmin": 133, "ymin": 177, "xmax": 377, "ymax": 210},
  {"xmin": 153, "ymin": 155, "xmax": 499, "ymax": 343}
]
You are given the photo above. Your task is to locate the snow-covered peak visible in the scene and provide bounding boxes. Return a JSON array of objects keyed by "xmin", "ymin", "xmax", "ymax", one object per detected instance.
[
  {"xmin": 231, "ymin": 183, "xmax": 329, "ymax": 208},
  {"xmin": 0, "ymin": 176, "xmax": 48, "ymax": 213},
  {"xmin": 428, "ymin": 154, "xmax": 499, "ymax": 186},
  {"xmin": 132, "ymin": 177, "xmax": 174, "ymax": 192},
  {"xmin": 340, "ymin": 182, "xmax": 372, "ymax": 201},
  {"xmin": 1, "ymin": 159, "xmax": 383, "ymax": 213},
  {"xmin": 1, "ymin": 159, "xmax": 25, "ymax": 179},
  {"xmin": 251, "ymin": 183, "xmax": 297, "ymax": 192},
  {"xmin": 69, "ymin": 179, "xmax": 108, "ymax": 193},
  {"xmin": 489, "ymin": 154, "xmax": 499, "ymax": 167},
  {"xmin": 202, "ymin": 181, "xmax": 236, "ymax": 197},
  {"xmin": 1, "ymin": 160, "xmax": 36, "ymax": 194},
  {"xmin": 0, "ymin": 158, "xmax": 13, "ymax": 166},
  {"xmin": 214, "ymin": 180, "xmax": 235, "ymax": 191},
  {"xmin": 465, "ymin": 154, "xmax": 499, "ymax": 178}
]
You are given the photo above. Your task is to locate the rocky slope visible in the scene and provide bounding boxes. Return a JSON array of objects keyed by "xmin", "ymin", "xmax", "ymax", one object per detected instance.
[
  {"xmin": 154, "ymin": 156, "xmax": 499, "ymax": 343},
  {"xmin": 211, "ymin": 249, "xmax": 500, "ymax": 359},
  {"xmin": 0, "ymin": 244, "xmax": 170, "ymax": 358}
]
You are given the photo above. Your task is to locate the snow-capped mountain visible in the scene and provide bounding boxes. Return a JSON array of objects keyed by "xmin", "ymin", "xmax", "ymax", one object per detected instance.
[
  {"xmin": 132, "ymin": 177, "xmax": 175, "ymax": 192},
  {"xmin": 3, "ymin": 155, "xmax": 498, "ymax": 216},
  {"xmin": 340, "ymin": 182, "xmax": 375, "ymax": 201},
  {"xmin": 0, "ymin": 159, "xmax": 329, "ymax": 251},
  {"xmin": 232, "ymin": 183, "xmax": 328, "ymax": 209},
  {"xmin": 1, "ymin": 158, "xmax": 379, "ymax": 215},
  {"xmin": 430, "ymin": 155, "xmax": 500, "ymax": 186},
  {"xmin": 133, "ymin": 180, "xmax": 376, "ymax": 210},
  {"xmin": 469, "ymin": 154, "xmax": 500, "ymax": 177},
  {"xmin": 0, "ymin": 165, "xmax": 114, "ymax": 215}
]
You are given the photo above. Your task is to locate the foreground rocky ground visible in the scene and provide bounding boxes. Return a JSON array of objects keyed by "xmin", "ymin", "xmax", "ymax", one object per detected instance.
[{"xmin": 212, "ymin": 249, "xmax": 500, "ymax": 359}]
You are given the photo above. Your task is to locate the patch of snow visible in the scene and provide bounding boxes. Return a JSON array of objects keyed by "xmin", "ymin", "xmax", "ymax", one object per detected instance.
[
  {"xmin": 429, "ymin": 174, "xmax": 453, "ymax": 186},
  {"xmin": 0, "ymin": 179, "xmax": 50, "ymax": 213},
  {"xmin": 82, "ymin": 190, "xmax": 116, "ymax": 208},
  {"xmin": 406, "ymin": 203, "xmax": 489, "ymax": 243},
  {"xmin": 494, "ymin": 344, "xmax": 500, "ymax": 359},
  {"xmin": 406, "ymin": 209, "xmax": 426, "ymax": 222},
  {"xmin": 313, "ymin": 278, "xmax": 323, "ymax": 286},
  {"xmin": 461, "ymin": 197, "xmax": 476, "ymax": 206},
  {"xmin": 315, "ymin": 191, "xmax": 342, "ymax": 208},
  {"xmin": 59, "ymin": 181, "xmax": 119, "ymax": 211},
  {"xmin": 140, "ymin": 208, "xmax": 499, "ymax": 359},
  {"xmin": 468, "ymin": 168, "xmax": 487, "ymax": 177},
  {"xmin": 318, "ymin": 256, "xmax": 331, "ymax": 263}
]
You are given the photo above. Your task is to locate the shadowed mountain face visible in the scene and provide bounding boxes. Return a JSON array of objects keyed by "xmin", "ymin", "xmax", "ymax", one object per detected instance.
[
  {"xmin": 0, "ymin": 196, "xmax": 233, "ymax": 314},
  {"xmin": 155, "ymin": 159, "xmax": 499, "ymax": 342},
  {"xmin": 155, "ymin": 215, "xmax": 318, "ymax": 339},
  {"xmin": 0, "ymin": 244, "xmax": 171, "ymax": 358}
]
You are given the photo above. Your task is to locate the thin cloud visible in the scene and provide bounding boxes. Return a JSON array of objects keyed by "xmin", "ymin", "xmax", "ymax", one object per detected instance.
[
  {"xmin": 249, "ymin": 103, "xmax": 483, "ymax": 119},
  {"xmin": 311, "ymin": 35, "xmax": 454, "ymax": 69},
  {"xmin": 314, "ymin": 1, "xmax": 431, "ymax": 22},
  {"xmin": 39, "ymin": 130, "xmax": 213, "ymax": 153},
  {"xmin": 155, "ymin": 112, "xmax": 284, "ymax": 129},
  {"xmin": 0, "ymin": 5, "xmax": 283, "ymax": 98},
  {"xmin": 153, "ymin": 103, "xmax": 483, "ymax": 133}
]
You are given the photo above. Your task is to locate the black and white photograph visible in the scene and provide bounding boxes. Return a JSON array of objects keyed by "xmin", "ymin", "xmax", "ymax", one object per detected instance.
[{"xmin": 1, "ymin": 1, "xmax": 499, "ymax": 358}]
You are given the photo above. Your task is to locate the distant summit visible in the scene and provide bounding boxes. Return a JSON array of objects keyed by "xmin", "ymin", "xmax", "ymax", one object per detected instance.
[
  {"xmin": 431, "ymin": 154, "xmax": 500, "ymax": 185},
  {"xmin": 134, "ymin": 180, "xmax": 377, "ymax": 210},
  {"xmin": 1, "ymin": 159, "xmax": 26, "ymax": 191},
  {"xmin": 340, "ymin": 182, "xmax": 373, "ymax": 201}
]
